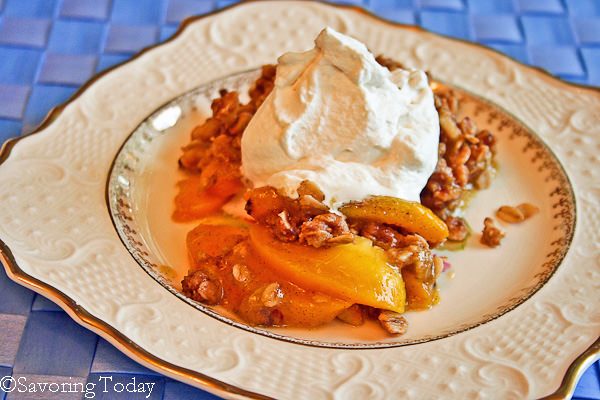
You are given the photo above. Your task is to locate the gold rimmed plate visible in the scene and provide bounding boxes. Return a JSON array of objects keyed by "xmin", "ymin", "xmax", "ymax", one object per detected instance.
[{"xmin": 0, "ymin": 1, "xmax": 598, "ymax": 398}]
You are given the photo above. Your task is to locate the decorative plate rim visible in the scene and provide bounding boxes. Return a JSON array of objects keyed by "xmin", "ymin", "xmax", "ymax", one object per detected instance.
[
  {"xmin": 0, "ymin": 1, "xmax": 598, "ymax": 399},
  {"xmin": 105, "ymin": 68, "xmax": 577, "ymax": 350}
]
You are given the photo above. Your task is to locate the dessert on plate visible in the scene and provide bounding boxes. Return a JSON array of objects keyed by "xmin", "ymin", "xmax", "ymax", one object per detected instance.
[{"xmin": 173, "ymin": 28, "xmax": 497, "ymax": 334}]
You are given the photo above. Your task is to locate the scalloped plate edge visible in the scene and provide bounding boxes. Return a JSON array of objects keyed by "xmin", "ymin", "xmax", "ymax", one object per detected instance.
[{"xmin": 0, "ymin": 1, "xmax": 597, "ymax": 399}]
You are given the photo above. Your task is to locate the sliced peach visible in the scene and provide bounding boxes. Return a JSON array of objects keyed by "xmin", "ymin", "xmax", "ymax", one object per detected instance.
[
  {"xmin": 339, "ymin": 196, "xmax": 449, "ymax": 244},
  {"xmin": 186, "ymin": 222, "xmax": 351, "ymax": 327},
  {"xmin": 249, "ymin": 225, "xmax": 405, "ymax": 313},
  {"xmin": 236, "ymin": 282, "xmax": 351, "ymax": 328},
  {"xmin": 205, "ymin": 177, "xmax": 243, "ymax": 198},
  {"xmin": 402, "ymin": 271, "xmax": 439, "ymax": 310},
  {"xmin": 187, "ymin": 222, "xmax": 248, "ymax": 263},
  {"xmin": 172, "ymin": 176, "xmax": 242, "ymax": 222}
]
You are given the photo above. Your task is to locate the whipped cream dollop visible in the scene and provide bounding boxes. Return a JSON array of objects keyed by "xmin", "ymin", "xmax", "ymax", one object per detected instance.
[{"xmin": 241, "ymin": 27, "xmax": 439, "ymax": 209}]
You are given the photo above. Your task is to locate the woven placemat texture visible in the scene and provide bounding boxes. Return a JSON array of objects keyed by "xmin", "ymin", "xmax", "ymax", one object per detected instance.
[{"xmin": 0, "ymin": 1, "xmax": 598, "ymax": 399}]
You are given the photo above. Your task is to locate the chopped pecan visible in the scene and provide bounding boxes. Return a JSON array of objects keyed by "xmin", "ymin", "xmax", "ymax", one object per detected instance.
[
  {"xmin": 179, "ymin": 65, "xmax": 275, "ymax": 183},
  {"xmin": 181, "ymin": 270, "xmax": 223, "ymax": 305},
  {"xmin": 232, "ymin": 263, "xmax": 250, "ymax": 283},
  {"xmin": 299, "ymin": 213, "xmax": 352, "ymax": 248},
  {"xmin": 359, "ymin": 222, "xmax": 405, "ymax": 250},
  {"xmin": 261, "ymin": 283, "xmax": 283, "ymax": 307},
  {"xmin": 378, "ymin": 311, "xmax": 408, "ymax": 335},
  {"xmin": 481, "ymin": 217, "xmax": 505, "ymax": 248},
  {"xmin": 439, "ymin": 108, "xmax": 462, "ymax": 141},
  {"xmin": 385, "ymin": 234, "xmax": 435, "ymax": 282},
  {"xmin": 421, "ymin": 88, "xmax": 497, "ymax": 219},
  {"xmin": 445, "ymin": 216, "xmax": 469, "ymax": 242},
  {"xmin": 297, "ymin": 180, "xmax": 325, "ymax": 202}
]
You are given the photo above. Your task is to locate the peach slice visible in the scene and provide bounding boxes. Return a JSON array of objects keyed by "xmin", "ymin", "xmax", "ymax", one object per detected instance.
[
  {"xmin": 249, "ymin": 225, "xmax": 405, "ymax": 313},
  {"xmin": 172, "ymin": 176, "xmax": 243, "ymax": 222},
  {"xmin": 187, "ymin": 222, "xmax": 248, "ymax": 262},
  {"xmin": 402, "ymin": 271, "xmax": 439, "ymax": 310},
  {"xmin": 339, "ymin": 196, "xmax": 449, "ymax": 244}
]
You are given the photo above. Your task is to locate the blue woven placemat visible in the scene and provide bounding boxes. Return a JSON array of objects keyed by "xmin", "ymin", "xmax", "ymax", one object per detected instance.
[{"xmin": 0, "ymin": 1, "xmax": 598, "ymax": 399}]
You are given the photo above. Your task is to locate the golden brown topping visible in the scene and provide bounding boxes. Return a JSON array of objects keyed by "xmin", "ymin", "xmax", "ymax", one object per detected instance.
[
  {"xmin": 299, "ymin": 213, "xmax": 352, "ymax": 248},
  {"xmin": 439, "ymin": 108, "xmax": 463, "ymax": 141},
  {"xmin": 248, "ymin": 65, "xmax": 276, "ymax": 107},
  {"xmin": 378, "ymin": 311, "xmax": 408, "ymax": 335},
  {"xmin": 387, "ymin": 246, "xmax": 422, "ymax": 268},
  {"xmin": 481, "ymin": 217, "xmax": 505, "ymax": 248},
  {"xmin": 458, "ymin": 116, "xmax": 478, "ymax": 138},
  {"xmin": 358, "ymin": 222, "xmax": 405, "ymax": 250},
  {"xmin": 245, "ymin": 185, "xmax": 337, "ymax": 245},
  {"xmin": 178, "ymin": 65, "xmax": 276, "ymax": 184},
  {"xmin": 421, "ymin": 89, "xmax": 496, "ymax": 218}
]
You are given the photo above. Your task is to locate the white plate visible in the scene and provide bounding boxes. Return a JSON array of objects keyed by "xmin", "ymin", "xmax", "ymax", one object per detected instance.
[{"xmin": 1, "ymin": 1, "xmax": 599, "ymax": 398}]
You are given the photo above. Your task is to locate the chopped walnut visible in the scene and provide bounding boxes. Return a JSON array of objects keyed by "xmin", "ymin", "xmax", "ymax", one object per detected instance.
[
  {"xmin": 181, "ymin": 270, "xmax": 223, "ymax": 305},
  {"xmin": 445, "ymin": 216, "xmax": 469, "ymax": 242},
  {"xmin": 480, "ymin": 217, "xmax": 505, "ymax": 248},
  {"xmin": 326, "ymin": 233, "xmax": 355, "ymax": 245},
  {"xmin": 385, "ymin": 234, "xmax": 436, "ymax": 282},
  {"xmin": 297, "ymin": 180, "xmax": 325, "ymax": 202},
  {"xmin": 439, "ymin": 108, "xmax": 463, "ymax": 141},
  {"xmin": 245, "ymin": 185, "xmax": 329, "ymax": 243},
  {"xmin": 298, "ymin": 213, "xmax": 352, "ymax": 248},
  {"xmin": 178, "ymin": 65, "xmax": 276, "ymax": 185},
  {"xmin": 421, "ymin": 89, "xmax": 497, "ymax": 221},
  {"xmin": 386, "ymin": 244, "xmax": 426, "ymax": 269},
  {"xmin": 378, "ymin": 311, "xmax": 408, "ymax": 335},
  {"xmin": 359, "ymin": 222, "xmax": 405, "ymax": 250},
  {"xmin": 261, "ymin": 283, "xmax": 283, "ymax": 307},
  {"xmin": 232, "ymin": 264, "xmax": 250, "ymax": 283}
]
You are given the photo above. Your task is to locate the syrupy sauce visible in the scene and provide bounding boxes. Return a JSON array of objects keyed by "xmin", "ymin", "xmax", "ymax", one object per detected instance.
[
  {"xmin": 174, "ymin": 177, "xmax": 438, "ymax": 328},
  {"xmin": 186, "ymin": 221, "xmax": 350, "ymax": 327}
]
